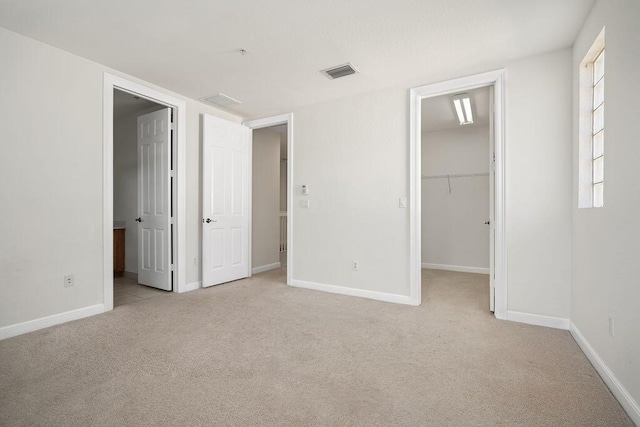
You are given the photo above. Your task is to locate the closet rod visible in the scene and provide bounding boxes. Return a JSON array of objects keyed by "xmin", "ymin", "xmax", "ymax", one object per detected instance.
[{"xmin": 421, "ymin": 172, "xmax": 489, "ymax": 180}]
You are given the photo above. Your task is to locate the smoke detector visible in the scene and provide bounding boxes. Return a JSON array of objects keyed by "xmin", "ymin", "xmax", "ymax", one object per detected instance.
[
  {"xmin": 321, "ymin": 63, "xmax": 359, "ymax": 80},
  {"xmin": 201, "ymin": 93, "xmax": 242, "ymax": 108}
]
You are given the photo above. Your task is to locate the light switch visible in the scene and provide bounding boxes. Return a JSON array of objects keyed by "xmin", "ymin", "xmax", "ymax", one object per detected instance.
[
  {"xmin": 300, "ymin": 199, "xmax": 310, "ymax": 209},
  {"xmin": 302, "ymin": 185, "xmax": 309, "ymax": 195},
  {"xmin": 399, "ymin": 197, "xmax": 407, "ymax": 208}
]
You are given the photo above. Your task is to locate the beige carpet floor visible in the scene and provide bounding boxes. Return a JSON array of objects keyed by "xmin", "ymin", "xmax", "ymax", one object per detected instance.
[{"xmin": 0, "ymin": 269, "xmax": 633, "ymax": 426}]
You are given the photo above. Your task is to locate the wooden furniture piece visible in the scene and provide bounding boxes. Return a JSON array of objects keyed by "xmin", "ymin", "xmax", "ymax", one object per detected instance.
[{"xmin": 113, "ymin": 228, "xmax": 125, "ymax": 276}]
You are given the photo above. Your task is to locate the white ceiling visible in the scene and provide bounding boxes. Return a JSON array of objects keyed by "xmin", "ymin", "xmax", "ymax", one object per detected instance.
[
  {"xmin": 0, "ymin": 0, "xmax": 594, "ymax": 119},
  {"xmin": 422, "ymin": 86, "xmax": 490, "ymax": 133},
  {"xmin": 113, "ymin": 89, "xmax": 163, "ymax": 117}
]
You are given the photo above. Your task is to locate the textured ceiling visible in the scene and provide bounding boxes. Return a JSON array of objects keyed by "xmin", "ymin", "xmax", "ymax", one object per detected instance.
[
  {"xmin": 113, "ymin": 89, "xmax": 162, "ymax": 118},
  {"xmin": 0, "ymin": 0, "xmax": 594, "ymax": 119}
]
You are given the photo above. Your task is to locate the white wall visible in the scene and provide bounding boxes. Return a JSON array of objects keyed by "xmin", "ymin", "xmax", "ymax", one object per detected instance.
[
  {"xmin": 291, "ymin": 48, "xmax": 573, "ymax": 316},
  {"xmin": 252, "ymin": 128, "xmax": 281, "ymax": 269},
  {"xmin": 0, "ymin": 26, "xmax": 241, "ymax": 328},
  {"xmin": 571, "ymin": 0, "xmax": 640, "ymax": 418},
  {"xmin": 292, "ymin": 87, "xmax": 410, "ymax": 295},
  {"xmin": 421, "ymin": 126, "xmax": 490, "ymax": 270},
  {"xmin": 504, "ymin": 49, "xmax": 573, "ymax": 319}
]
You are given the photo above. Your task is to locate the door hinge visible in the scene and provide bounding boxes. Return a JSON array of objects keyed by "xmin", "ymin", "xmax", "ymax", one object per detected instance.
[
  {"xmin": 170, "ymin": 170, "xmax": 175, "ymax": 178},
  {"xmin": 171, "ymin": 264, "xmax": 175, "ymax": 271},
  {"xmin": 170, "ymin": 217, "xmax": 175, "ymax": 224}
]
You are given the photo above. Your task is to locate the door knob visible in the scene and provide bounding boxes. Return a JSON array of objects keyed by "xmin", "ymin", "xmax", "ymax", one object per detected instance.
[
  {"xmin": 484, "ymin": 221, "xmax": 490, "ymax": 225},
  {"xmin": 135, "ymin": 217, "xmax": 143, "ymax": 223},
  {"xmin": 203, "ymin": 218, "xmax": 216, "ymax": 223}
]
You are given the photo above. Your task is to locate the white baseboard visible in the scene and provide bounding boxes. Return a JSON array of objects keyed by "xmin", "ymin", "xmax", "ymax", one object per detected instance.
[
  {"xmin": 0, "ymin": 304, "xmax": 105, "ymax": 340},
  {"xmin": 422, "ymin": 263, "xmax": 489, "ymax": 275},
  {"xmin": 180, "ymin": 281, "xmax": 201, "ymax": 293},
  {"xmin": 570, "ymin": 322, "xmax": 640, "ymax": 425},
  {"xmin": 291, "ymin": 279, "xmax": 418, "ymax": 306},
  {"xmin": 506, "ymin": 311, "xmax": 570, "ymax": 330},
  {"xmin": 252, "ymin": 262, "xmax": 281, "ymax": 274}
]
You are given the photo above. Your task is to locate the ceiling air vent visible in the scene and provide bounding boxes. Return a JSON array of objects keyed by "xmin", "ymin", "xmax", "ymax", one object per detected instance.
[
  {"xmin": 321, "ymin": 63, "xmax": 358, "ymax": 80},
  {"xmin": 201, "ymin": 93, "xmax": 242, "ymax": 108}
]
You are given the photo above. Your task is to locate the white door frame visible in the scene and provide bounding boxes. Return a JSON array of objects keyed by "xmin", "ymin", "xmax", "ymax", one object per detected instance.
[
  {"xmin": 242, "ymin": 113, "xmax": 293, "ymax": 286},
  {"xmin": 409, "ymin": 70, "xmax": 507, "ymax": 319},
  {"xmin": 103, "ymin": 73, "xmax": 187, "ymax": 311}
]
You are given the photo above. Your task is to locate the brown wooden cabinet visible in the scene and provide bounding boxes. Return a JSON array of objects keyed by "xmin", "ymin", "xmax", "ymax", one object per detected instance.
[{"xmin": 113, "ymin": 228, "xmax": 125, "ymax": 276}]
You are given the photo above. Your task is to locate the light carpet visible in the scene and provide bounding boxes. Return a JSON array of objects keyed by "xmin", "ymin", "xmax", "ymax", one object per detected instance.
[{"xmin": 0, "ymin": 268, "xmax": 633, "ymax": 426}]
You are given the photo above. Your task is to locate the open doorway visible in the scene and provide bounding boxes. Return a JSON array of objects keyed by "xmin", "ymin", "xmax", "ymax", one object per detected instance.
[
  {"xmin": 420, "ymin": 87, "xmax": 492, "ymax": 311},
  {"xmin": 112, "ymin": 89, "xmax": 172, "ymax": 306},
  {"xmin": 250, "ymin": 124, "xmax": 288, "ymax": 280},
  {"xmin": 244, "ymin": 114, "xmax": 294, "ymax": 286},
  {"xmin": 103, "ymin": 73, "xmax": 188, "ymax": 312},
  {"xmin": 409, "ymin": 70, "xmax": 505, "ymax": 318}
]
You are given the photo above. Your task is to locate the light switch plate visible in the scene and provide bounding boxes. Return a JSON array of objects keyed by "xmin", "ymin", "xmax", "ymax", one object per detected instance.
[{"xmin": 399, "ymin": 197, "xmax": 407, "ymax": 208}]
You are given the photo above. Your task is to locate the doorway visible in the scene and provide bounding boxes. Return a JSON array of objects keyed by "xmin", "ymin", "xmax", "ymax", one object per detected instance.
[
  {"xmin": 112, "ymin": 89, "xmax": 172, "ymax": 306},
  {"xmin": 420, "ymin": 87, "xmax": 492, "ymax": 310},
  {"xmin": 103, "ymin": 73, "xmax": 187, "ymax": 311},
  {"xmin": 244, "ymin": 114, "xmax": 294, "ymax": 286},
  {"xmin": 250, "ymin": 124, "xmax": 288, "ymax": 279},
  {"xmin": 409, "ymin": 70, "xmax": 506, "ymax": 318}
]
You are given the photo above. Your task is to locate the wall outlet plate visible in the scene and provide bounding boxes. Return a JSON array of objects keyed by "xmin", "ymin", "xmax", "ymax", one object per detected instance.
[{"xmin": 64, "ymin": 275, "xmax": 74, "ymax": 287}]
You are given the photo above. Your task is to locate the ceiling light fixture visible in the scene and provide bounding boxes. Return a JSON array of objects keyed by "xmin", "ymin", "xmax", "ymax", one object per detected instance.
[{"xmin": 452, "ymin": 93, "xmax": 473, "ymax": 125}]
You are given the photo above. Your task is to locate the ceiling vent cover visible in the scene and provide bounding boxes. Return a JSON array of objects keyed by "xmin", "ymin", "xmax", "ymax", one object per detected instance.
[
  {"xmin": 321, "ymin": 63, "xmax": 358, "ymax": 79},
  {"xmin": 201, "ymin": 93, "xmax": 242, "ymax": 108}
]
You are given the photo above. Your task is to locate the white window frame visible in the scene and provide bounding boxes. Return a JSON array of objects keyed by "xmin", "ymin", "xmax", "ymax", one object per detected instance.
[
  {"xmin": 591, "ymin": 48, "xmax": 605, "ymax": 207},
  {"xmin": 578, "ymin": 28, "xmax": 605, "ymax": 209}
]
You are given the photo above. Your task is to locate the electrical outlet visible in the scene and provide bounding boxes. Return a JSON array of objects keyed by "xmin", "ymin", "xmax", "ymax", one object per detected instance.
[
  {"xmin": 64, "ymin": 275, "xmax": 74, "ymax": 287},
  {"xmin": 352, "ymin": 261, "xmax": 359, "ymax": 271},
  {"xmin": 608, "ymin": 315, "xmax": 615, "ymax": 337},
  {"xmin": 193, "ymin": 257, "xmax": 198, "ymax": 266}
]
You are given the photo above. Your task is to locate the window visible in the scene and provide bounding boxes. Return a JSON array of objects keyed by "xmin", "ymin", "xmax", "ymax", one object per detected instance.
[
  {"xmin": 592, "ymin": 48, "xmax": 605, "ymax": 207},
  {"xmin": 578, "ymin": 28, "xmax": 605, "ymax": 209}
]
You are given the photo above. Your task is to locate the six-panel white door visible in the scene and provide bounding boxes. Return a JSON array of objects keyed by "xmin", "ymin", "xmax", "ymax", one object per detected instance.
[
  {"xmin": 137, "ymin": 108, "xmax": 172, "ymax": 291},
  {"xmin": 202, "ymin": 114, "xmax": 250, "ymax": 287}
]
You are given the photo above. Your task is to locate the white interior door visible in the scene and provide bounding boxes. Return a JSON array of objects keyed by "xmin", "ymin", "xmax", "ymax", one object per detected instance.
[
  {"xmin": 489, "ymin": 85, "xmax": 496, "ymax": 312},
  {"xmin": 202, "ymin": 114, "xmax": 251, "ymax": 287},
  {"xmin": 137, "ymin": 108, "xmax": 172, "ymax": 291}
]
